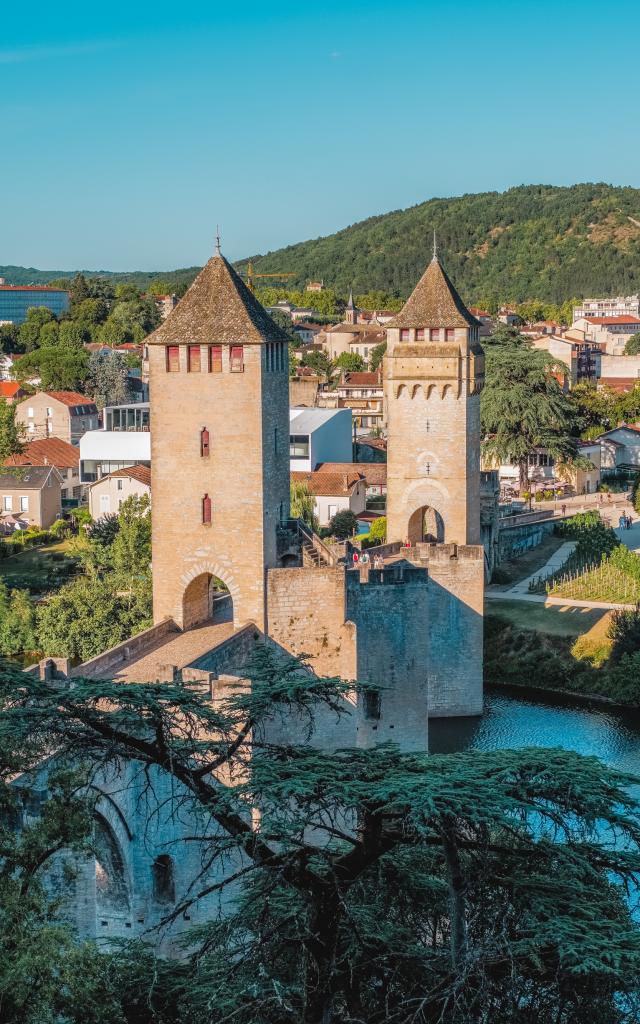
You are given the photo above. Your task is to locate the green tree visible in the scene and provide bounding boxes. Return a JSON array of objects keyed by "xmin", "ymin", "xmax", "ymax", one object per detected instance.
[
  {"xmin": 111, "ymin": 493, "xmax": 151, "ymax": 574},
  {"xmin": 38, "ymin": 321, "xmax": 59, "ymax": 348},
  {"xmin": 58, "ymin": 320, "xmax": 90, "ymax": 350},
  {"xmin": 86, "ymin": 351, "xmax": 131, "ymax": 409},
  {"xmin": 300, "ymin": 349, "xmax": 332, "ymax": 377},
  {"xmin": 482, "ymin": 344, "xmax": 580, "ymax": 491},
  {"xmin": 0, "ymin": 398, "xmax": 25, "ymax": 460},
  {"xmin": 18, "ymin": 308, "xmax": 55, "ymax": 352},
  {"xmin": 329, "ymin": 508, "xmax": 357, "ymax": 538},
  {"xmin": 368, "ymin": 515, "xmax": 386, "ymax": 544},
  {"xmin": 290, "ymin": 480, "xmax": 318, "ymax": 531},
  {"xmin": 334, "ymin": 352, "xmax": 365, "ymax": 372},
  {"xmin": 0, "ymin": 323, "xmax": 21, "ymax": 354},
  {"xmin": 2, "ymin": 652, "xmax": 640, "ymax": 1023},
  {"xmin": 369, "ymin": 340, "xmax": 387, "ymax": 370},
  {"xmin": 0, "ymin": 582, "xmax": 36, "ymax": 655},
  {"xmin": 71, "ymin": 297, "xmax": 109, "ymax": 328},
  {"xmin": 114, "ymin": 283, "xmax": 140, "ymax": 301},
  {"xmin": 625, "ymin": 333, "xmax": 640, "ymax": 355},
  {"xmin": 13, "ymin": 348, "xmax": 89, "ymax": 392}
]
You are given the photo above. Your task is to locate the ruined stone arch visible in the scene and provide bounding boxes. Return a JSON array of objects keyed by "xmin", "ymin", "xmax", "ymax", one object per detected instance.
[
  {"xmin": 179, "ymin": 560, "xmax": 240, "ymax": 630},
  {"xmin": 93, "ymin": 813, "xmax": 131, "ymax": 917}
]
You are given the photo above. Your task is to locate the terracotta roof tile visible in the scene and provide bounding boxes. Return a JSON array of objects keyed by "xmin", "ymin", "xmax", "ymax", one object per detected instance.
[
  {"xmin": 147, "ymin": 253, "xmax": 290, "ymax": 346},
  {"xmin": 340, "ymin": 371, "xmax": 383, "ymax": 388},
  {"xmin": 5, "ymin": 437, "xmax": 79, "ymax": 469},
  {"xmin": 387, "ymin": 257, "xmax": 479, "ymax": 330},
  {"xmin": 584, "ymin": 316, "xmax": 640, "ymax": 325},
  {"xmin": 0, "ymin": 381, "xmax": 24, "ymax": 398},
  {"xmin": 42, "ymin": 390, "xmax": 97, "ymax": 409},
  {"xmin": 291, "ymin": 470, "xmax": 363, "ymax": 496},
  {"xmin": 316, "ymin": 462, "xmax": 387, "ymax": 486},
  {"xmin": 105, "ymin": 464, "xmax": 151, "ymax": 487}
]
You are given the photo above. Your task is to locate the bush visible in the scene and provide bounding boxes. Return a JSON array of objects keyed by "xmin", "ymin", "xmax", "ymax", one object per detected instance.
[
  {"xmin": 368, "ymin": 516, "xmax": 387, "ymax": 545},
  {"xmin": 608, "ymin": 606, "xmax": 640, "ymax": 664},
  {"xmin": 328, "ymin": 510, "xmax": 357, "ymax": 539},
  {"xmin": 49, "ymin": 518, "xmax": 70, "ymax": 539}
]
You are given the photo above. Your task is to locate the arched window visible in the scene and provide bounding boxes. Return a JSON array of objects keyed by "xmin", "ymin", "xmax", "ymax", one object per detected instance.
[
  {"xmin": 202, "ymin": 493, "xmax": 212, "ymax": 524},
  {"xmin": 152, "ymin": 854, "xmax": 175, "ymax": 903},
  {"xmin": 94, "ymin": 816, "xmax": 130, "ymax": 914},
  {"xmin": 200, "ymin": 427, "xmax": 210, "ymax": 457}
]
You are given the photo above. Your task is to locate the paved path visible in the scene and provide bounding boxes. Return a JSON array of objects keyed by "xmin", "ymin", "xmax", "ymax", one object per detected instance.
[
  {"xmin": 504, "ymin": 541, "xmax": 576, "ymax": 595},
  {"xmin": 92, "ymin": 616, "xmax": 234, "ymax": 683},
  {"xmin": 485, "ymin": 590, "xmax": 636, "ymax": 611}
]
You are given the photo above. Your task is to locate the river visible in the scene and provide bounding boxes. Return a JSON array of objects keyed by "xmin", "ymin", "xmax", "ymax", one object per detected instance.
[{"xmin": 430, "ymin": 689, "xmax": 640, "ymax": 775}]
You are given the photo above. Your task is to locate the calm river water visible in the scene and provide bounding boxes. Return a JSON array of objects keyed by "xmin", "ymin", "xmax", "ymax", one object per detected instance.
[{"xmin": 430, "ymin": 689, "xmax": 640, "ymax": 775}]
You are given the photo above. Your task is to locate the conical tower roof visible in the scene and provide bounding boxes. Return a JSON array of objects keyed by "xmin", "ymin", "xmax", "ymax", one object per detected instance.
[
  {"xmin": 147, "ymin": 253, "xmax": 291, "ymax": 345},
  {"xmin": 346, "ymin": 287, "xmax": 355, "ymax": 310},
  {"xmin": 387, "ymin": 256, "xmax": 479, "ymax": 330}
]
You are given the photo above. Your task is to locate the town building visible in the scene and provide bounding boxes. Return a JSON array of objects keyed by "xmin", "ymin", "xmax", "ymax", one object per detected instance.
[
  {"xmin": 289, "ymin": 407, "xmax": 352, "ymax": 471},
  {"xmin": 89, "ymin": 464, "xmax": 151, "ymax": 519},
  {"xmin": 323, "ymin": 322, "xmax": 386, "ymax": 363},
  {"xmin": 306, "ymin": 280, "xmax": 324, "ymax": 292},
  {"xmin": 573, "ymin": 294, "xmax": 640, "ymax": 322},
  {"xmin": 597, "ymin": 354, "xmax": 640, "ymax": 392},
  {"xmin": 14, "ymin": 391, "xmax": 99, "ymax": 445},
  {"xmin": 0, "ymin": 465, "xmax": 62, "ymax": 531},
  {"xmin": 0, "ymin": 285, "xmax": 70, "ymax": 324},
  {"xmin": 152, "ymin": 294, "xmax": 179, "ymax": 320},
  {"xmin": 79, "ymin": 402, "xmax": 151, "ymax": 483},
  {"xmin": 0, "ymin": 380, "xmax": 28, "ymax": 403},
  {"xmin": 320, "ymin": 370, "xmax": 385, "ymax": 435},
  {"xmin": 5, "ymin": 437, "xmax": 84, "ymax": 505},
  {"xmin": 468, "ymin": 307, "xmax": 494, "ymax": 336},
  {"xmin": 291, "ymin": 468, "xmax": 366, "ymax": 526},
  {"xmin": 0, "ymin": 353, "xmax": 19, "ymax": 381},
  {"xmin": 598, "ymin": 425, "xmax": 640, "ymax": 474},
  {"xmin": 572, "ymin": 315, "xmax": 640, "ymax": 353}
]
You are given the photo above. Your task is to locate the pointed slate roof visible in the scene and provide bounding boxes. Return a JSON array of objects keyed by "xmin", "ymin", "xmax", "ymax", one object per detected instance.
[
  {"xmin": 147, "ymin": 253, "xmax": 291, "ymax": 345},
  {"xmin": 346, "ymin": 288, "xmax": 355, "ymax": 310},
  {"xmin": 387, "ymin": 256, "xmax": 479, "ymax": 330}
]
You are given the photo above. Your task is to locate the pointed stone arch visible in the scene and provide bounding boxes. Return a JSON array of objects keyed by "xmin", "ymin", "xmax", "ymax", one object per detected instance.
[
  {"xmin": 179, "ymin": 560, "xmax": 240, "ymax": 630},
  {"xmin": 426, "ymin": 383, "xmax": 437, "ymax": 400},
  {"xmin": 411, "ymin": 383, "xmax": 423, "ymax": 399},
  {"xmin": 395, "ymin": 383, "xmax": 407, "ymax": 398},
  {"xmin": 441, "ymin": 383, "xmax": 453, "ymax": 399}
]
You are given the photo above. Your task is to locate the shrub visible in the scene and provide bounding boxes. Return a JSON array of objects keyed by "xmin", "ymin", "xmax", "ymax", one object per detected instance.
[
  {"xmin": 368, "ymin": 516, "xmax": 387, "ymax": 545},
  {"xmin": 328, "ymin": 510, "xmax": 357, "ymax": 539},
  {"xmin": 608, "ymin": 606, "xmax": 640, "ymax": 664},
  {"xmin": 49, "ymin": 518, "xmax": 70, "ymax": 539}
]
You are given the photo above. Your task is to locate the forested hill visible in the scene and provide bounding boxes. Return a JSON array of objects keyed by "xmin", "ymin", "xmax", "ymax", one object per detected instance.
[
  {"xmin": 236, "ymin": 183, "xmax": 640, "ymax": 305},
  {"xmin": 5, "ymin": 184, "xmax": 640, "ymax": 304}
]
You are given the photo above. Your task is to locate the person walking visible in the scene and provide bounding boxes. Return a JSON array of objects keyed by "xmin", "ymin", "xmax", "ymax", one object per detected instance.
[
  {"xmin": 619, "ymin": 514, "xmax": 626, "ymax": 531},
  {"xmin": 561, "ymin": 503, "xmax": 567, "ymax": 517}
]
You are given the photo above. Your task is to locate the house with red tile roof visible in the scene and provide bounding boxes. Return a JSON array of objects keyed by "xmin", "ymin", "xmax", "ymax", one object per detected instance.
[
  {"xmin": 291, "ymin": 468, "xmax": 366, "ymax": 526},
  {"xmin": 4, "ymin": 437, "xmax": 84, "ymax": 504},
  {"xmin": 0, "ymin": 380, "xmax": 28, "ymax": 403},
  {"xmin": 15, "ymin": 391, "xmax": 99, "ymax": 446},
  {"xmin": 88, "ymin": 464, "xmax": 151, "ymax": 519}
]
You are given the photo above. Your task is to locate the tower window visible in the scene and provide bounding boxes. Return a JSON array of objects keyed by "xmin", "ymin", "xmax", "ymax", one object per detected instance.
[
  {"xmin": 202, "ymin": 493, "xmax": 212, "ymax": 525},
  {"xmin": 445, "ymin": 328, "xmax": 455, "ymax": 341},
  {"xmin": 230, "ymin": 346, "xmax": 244, "ymax": 372},
  {"xmin": 429, "ymin": 328, "xmax": 440, "ymax": 342},
  {"xmin": 188, "ymin": 345, "xmax": 201, "ymax": 372},
  {"xmin": 166, "ymin": 346, "xmax": 180, "ymax": 372},
  {"xmin": 200, "ymin": 427, "xmax": 210, "ymax": 457},
  {"xmin": 363, "ymin": 690, "xmax": 381, "ymax": 720},
  {"xmin": 208, "ymin": 345, "xmax": 222, "ymax": 372},
  {"xmin": 152, "ymin": 855, "xmax": 175, "ymax": 904},
  {"xmin": 416, "ymin": 329, "xmax": 425, "ymax": 341},
  {"xmin": 400, "ymin": 329, "xmax": 410, "ymax": 341}
]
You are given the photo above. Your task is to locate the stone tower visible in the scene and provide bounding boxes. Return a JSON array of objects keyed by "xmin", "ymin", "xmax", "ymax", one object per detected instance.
[
  {"xmin": 384, "ymin": 253, "xmax": 484, "ymax": 546},
  {"xmin": 345, "ymin": 288, "xmax": 357, "ymax": 325},
  {"xmin": 147, "ymin": 250, "xmax": 291, "ymax": 632}
]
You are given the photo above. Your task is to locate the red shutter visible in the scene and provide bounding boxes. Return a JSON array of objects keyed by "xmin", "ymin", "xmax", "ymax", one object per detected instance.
[
  {"xmin": 209, "ymin": 345, "xmax": 222, "ymax": 372},
  {"xmin": 202, "ymin": 493, "xmax": 212, "ymax": 524},
  {"xmin": 400, "ymin": 329, "xmax": 410, "ymax": 341},
  {"xmin": 230, "ymin": 345, "xmax": 244, "ymax": 372},
  {"xmin": 201, "ymin": 427, "xmax": 210, "ymax": 457},
  {"xmin": 430, "ymin": 328, "xmax": 440, "ymax": 341},
  {"xmin": 188, "ymin": 345, "xmax": 201, "ymax": 372},
  {"xmin": 445, "ymin": 328, "xmax": 455, "ymax": 341},
  {"xmin": 166, "ymin": 346, "xmax": 180, "ymax": 372},
  {"xmin": 416, "ymin": 328, "xmax": 425, "ymax": 341}
]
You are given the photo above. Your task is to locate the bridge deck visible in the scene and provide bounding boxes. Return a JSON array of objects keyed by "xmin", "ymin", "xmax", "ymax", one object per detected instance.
[{"xmin": 91, "ymin": 613, "xmax": 234, "ymax": 684}]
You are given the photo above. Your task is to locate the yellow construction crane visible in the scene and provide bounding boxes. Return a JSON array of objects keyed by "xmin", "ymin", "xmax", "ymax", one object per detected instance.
[{"xmin": 243, "ymin": 260, "xmax": 296, "ymax": 293}]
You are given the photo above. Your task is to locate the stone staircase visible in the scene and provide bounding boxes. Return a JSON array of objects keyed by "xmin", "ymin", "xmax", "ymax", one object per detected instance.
[{"xmin": 301, "ymin": 534, "xmax": 331, "ymax": 568}]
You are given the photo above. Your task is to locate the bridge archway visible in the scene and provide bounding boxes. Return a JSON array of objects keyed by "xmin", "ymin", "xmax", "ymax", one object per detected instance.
[
  {"xmin": 407, "ymin": 505, "xmax": 445, "ymax": 545},
  {"xmin": 182, "ymin": 573, "xmax": 232, "ymax": 631}
]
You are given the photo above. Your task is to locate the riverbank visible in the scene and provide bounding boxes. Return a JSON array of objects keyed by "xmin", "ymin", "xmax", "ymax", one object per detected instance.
[{"xmin": 485, "ymin": 610, "xmax": 640, "ymax": 709}]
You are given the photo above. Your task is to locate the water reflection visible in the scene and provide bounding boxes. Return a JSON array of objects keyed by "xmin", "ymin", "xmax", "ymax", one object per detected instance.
[{"xmin": 430, "ymin": 689, "xmax": 640, "ymax": 776}]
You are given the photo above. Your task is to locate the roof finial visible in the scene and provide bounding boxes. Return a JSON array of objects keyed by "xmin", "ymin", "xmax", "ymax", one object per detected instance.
[
  {"xmin": 432, "ymin": 229, "xmax": 438, "ymax": 262},
  {"xmin": 215, "ymin": 225, "xmax": 221, "ymax": 256}
]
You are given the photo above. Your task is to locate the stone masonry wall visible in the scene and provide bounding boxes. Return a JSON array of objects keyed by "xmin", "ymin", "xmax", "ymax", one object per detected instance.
[{"xmin": 423, "ymin": 543, "xmax": 484, "ymax": 717}]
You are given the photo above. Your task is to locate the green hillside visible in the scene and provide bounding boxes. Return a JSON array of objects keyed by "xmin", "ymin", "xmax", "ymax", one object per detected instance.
[
  {"xmin": 4, "ymin": 184, "xmax": 640, "ymax": 305},
  {"xmin": 237, "ymin": 183, "xmax": 640, "ymax": 305}
]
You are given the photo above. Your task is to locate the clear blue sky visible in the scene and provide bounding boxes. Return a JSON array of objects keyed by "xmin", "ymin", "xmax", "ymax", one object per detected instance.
[{"xmin": 3, "ymin": 0, "xmax": 640, "ymax": 271}]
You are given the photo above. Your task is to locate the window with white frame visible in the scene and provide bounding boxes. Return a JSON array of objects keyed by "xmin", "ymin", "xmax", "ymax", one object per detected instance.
[
  {"xmin": 3, "ymin": 496, "xmax": 12, "ymax": 511},
  {"xmin": 19, "ymin": 496, "xmax": 28, "ymax": 512}
]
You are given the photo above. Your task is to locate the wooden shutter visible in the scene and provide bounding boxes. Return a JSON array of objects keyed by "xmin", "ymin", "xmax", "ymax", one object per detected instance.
[
  {"xmin": 200, "ymin": 427, "xmax": 210, "ymax": 457},
  {"xmin": 188, "ymin": 345, "xmax": 201, "ymax": 372},
  {"xmin": 202, "ymin": 493, "xmax": 212, "ymax": 524},
  {"xmin": 209, "ymin": 345, "xmax": 222, "ymax": 372},
  {"xmin": 166, "ymin": 346, "xmax": 180, "ymax": 372},
  {"xmin": 230, "ymin": 345, "xmax": 244, "ymax": 372},
  {"xmin": 445, "ymin": 328, "xmax": 455, "ymax": 341}
]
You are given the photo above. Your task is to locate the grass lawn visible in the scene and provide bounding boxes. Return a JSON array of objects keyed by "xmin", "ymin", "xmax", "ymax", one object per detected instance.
[
  {"xmin": 490, "ymin": 534, "xmax": 566, "ymax": 590},
  {"xmin": 486, "ymin": 598, "xmax": 610, "ymax": 638},
  {"xmin": 0, "ymin": 539, "xmax": 80, "ymax": 593}
]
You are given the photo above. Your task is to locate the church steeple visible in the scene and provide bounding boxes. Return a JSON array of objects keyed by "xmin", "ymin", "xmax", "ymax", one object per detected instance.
[{"xmin": 345, "ymin": 287, "xmax": 357, "ymax": 325}]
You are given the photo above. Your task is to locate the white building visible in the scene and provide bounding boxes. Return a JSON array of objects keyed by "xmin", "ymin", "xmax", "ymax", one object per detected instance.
[
  {"xmin": 80, "ymin": 403, "xmax": 151, "ymax": 483},
  {"xmin": 574, "ymin": 295, "xmax": 640, "ymax": 322},
  {"xmin": 291, "ymin": 468, "xmax": 366, "ymax": 527},
  {"xmin": 289, "ymin": 408, "xmax": 352, "ymax": 472},
  {"xmin": 89, "ymin": 464, "xmax": 151, "ymax": 518}
]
